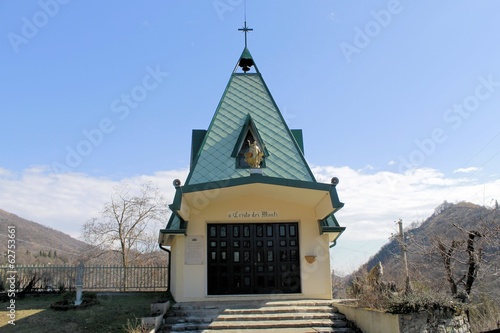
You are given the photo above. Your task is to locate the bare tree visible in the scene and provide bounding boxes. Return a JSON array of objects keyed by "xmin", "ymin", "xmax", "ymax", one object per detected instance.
[
  {"xmin": 436, "ymin": 238, "xmax": 465, "ymax": 296},
  {"xmin": 420, "ymin": 204, "xmax": 499, "ymax": 298},
  {"xmin": 81, "ymin": 182, "xmax": 169, "ymax": 289}
]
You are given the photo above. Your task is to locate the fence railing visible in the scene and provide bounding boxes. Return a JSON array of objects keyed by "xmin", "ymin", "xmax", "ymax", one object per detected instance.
[{"xmin": 0, "ymin": 263, "xmax": 169, "ymax": 292}]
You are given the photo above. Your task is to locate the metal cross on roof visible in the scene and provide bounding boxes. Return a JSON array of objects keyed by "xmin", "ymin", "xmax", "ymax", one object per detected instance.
[{"xmin": 238, "ymin": 21, "xmax": 253, "ymax": 48}]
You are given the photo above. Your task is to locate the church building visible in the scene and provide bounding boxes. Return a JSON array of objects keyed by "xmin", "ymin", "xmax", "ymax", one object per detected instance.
[{"xmin": 159, "ymin": 25, "xmax": 345, "ymax": 302}]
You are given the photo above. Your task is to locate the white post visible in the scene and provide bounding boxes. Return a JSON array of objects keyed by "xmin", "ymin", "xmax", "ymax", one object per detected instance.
[{"xmin": 75, "ymin": 262, "xmax": 84, "ymax": 306}]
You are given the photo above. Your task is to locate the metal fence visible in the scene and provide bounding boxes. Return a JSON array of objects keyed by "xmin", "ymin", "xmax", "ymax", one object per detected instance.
[{"xmin": 0, "ymin": 263, "xmax": 168, "ymax": 292}]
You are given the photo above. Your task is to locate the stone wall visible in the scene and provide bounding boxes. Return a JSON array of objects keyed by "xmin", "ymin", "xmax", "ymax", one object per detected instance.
[
  {"xmin": 399, "ymin": 309, "xmax": 471, "ymax": 333},
  {"xmin": 334, "ymin": 302, "xmax": 471, "ymax": 333}
]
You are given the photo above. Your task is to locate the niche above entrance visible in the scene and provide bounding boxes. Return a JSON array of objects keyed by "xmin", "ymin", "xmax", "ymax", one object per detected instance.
[{"xmin": 231, "ymin": 115, "xmax": 268, "ymax": 169}]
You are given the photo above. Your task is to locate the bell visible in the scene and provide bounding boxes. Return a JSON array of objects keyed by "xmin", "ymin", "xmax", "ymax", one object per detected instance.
[{"xmin": 238, "ymin": 57, "xmax": 254, "ymax": 72}]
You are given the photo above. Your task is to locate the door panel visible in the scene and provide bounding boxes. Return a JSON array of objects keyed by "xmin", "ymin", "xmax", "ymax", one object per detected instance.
[{"xmin": 207, "ymin": 223, "xmax": 300, "ymax": 295}]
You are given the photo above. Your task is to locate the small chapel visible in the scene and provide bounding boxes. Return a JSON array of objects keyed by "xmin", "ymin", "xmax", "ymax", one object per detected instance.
[{"xmin": 159, "ymin": 24, "xmax": 345, "ymax": 302}]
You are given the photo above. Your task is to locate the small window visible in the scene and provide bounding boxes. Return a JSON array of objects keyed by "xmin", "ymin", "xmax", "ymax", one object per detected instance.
[
  {"xmin": 256, "ymin": 225, "xmax": 263, "ymax": 237},
  {"xmin": 279, "ymin": 225, "xmax": 286, "ymax": 237}
]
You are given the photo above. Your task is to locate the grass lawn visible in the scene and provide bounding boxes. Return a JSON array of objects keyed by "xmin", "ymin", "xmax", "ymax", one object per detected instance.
[{"xmin": 0, "ymin": 292, "xmax": 168, "ymax": 333}]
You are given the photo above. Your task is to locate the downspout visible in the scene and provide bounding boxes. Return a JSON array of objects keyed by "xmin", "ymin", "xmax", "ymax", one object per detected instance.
[
  {"xmin": 329, "ymin": 240, "xmax": 338, "ymax": 248},
  {"xmin": 159, "ymin": 243, "xmax": 171, "ymax": 292}
]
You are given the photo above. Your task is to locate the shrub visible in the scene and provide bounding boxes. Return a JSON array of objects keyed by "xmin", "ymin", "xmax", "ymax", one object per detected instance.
[
  {"xmin": 50, "ymin": 291, "xmax": 99, "ymax": 310},
  {"xmin": 387, "ymin": 290, "xmax": 464, "ymax": 315},
  {"xmin": 57, "ymin": 281, "xmax": 66, "ymax": 293},
  {"xmin": 468, "ymin": 293, "xmax": 500, "ymax": 333},
  {"xmin": 123, "ymin": 319, "xmax": 155, "ymax": 333}
]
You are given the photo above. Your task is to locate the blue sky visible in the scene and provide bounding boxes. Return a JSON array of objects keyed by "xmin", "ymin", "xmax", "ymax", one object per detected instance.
[{"xmin": 1, "ymin": 1, "xmax": 500, "ymax": 274}]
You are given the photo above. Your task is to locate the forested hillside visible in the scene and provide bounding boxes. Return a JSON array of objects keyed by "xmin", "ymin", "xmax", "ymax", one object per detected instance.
[
  {"xmin": 359, "ymin": 201, "xmax": 499, "ymax": 300},
  {"xmin": 0, "ymin": 209, "xmax": 91, "ymax": 265},
  {"xmin": 350, "ymin": 201, "xmax": 500, "ymax": 332},
  {"xmin": 0, "ymin": 209, "xmax": 167, "ymax": 267}
]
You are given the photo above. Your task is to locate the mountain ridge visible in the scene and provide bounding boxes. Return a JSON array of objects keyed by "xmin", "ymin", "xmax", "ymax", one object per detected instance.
[
  {"xmin": 354, "ymin": 201, "xmax": 499, "ymax": 302},
  {"xmin": 0, "ymin": 208, "xmax": 90, "ymax": 265}
]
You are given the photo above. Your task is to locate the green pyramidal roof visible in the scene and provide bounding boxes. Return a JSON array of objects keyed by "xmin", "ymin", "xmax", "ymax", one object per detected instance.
[{"xmin": 185, "ymin": 48, "xmax": 316, "ymax": 185}]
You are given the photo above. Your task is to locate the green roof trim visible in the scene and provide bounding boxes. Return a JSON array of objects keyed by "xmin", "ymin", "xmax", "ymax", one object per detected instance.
[
  {"xmin": 319, "ymin": 214, "xmax": 344, "ymax": 230},
  {"xmin": 190, "ymin": 130, "xmax": 206, "ymax": 170},
  {"xmin": 328, "ymin": 184, "xmax": 344, "ymax": 212},
  {"xmin": 161, "ymin": 213, "xmax": 188, "ymax": 235},
  {"xmin": 241, "ymin": 47, "xmax": 253, "ymax": 61},
  {"xmin": 169, "ymin": 187, "xmax": 183, "ymax": 212},
  {"xmin": 183, "ymin": 174, "xmax": 331, "ymax": 194},
  {"xmin": 291, "ymin": 129, "xmax": 304, "ymax": 155},
  {"xmin": 318, "ymin": 214, "xmax": 346, "ymax": 247}
]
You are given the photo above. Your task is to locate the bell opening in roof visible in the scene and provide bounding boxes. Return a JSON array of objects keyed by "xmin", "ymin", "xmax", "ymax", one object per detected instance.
[
  {"xmin": 234, "ymin": 47, "xmax": 258, "ymax": 74},
  {"xmin": 238, "ymin": 57, "xmax": 254, "ymax": 73}
]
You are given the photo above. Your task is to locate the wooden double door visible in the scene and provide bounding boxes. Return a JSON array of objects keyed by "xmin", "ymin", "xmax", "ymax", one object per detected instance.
[{"xmin": 207, "ymin": 222, "xmax": 301, "ymax": 295}]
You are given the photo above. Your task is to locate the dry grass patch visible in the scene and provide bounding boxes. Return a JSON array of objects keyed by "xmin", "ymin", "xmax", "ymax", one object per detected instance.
[{"xmin": 0, "ymin": 292, "xmax": 166, "ymax": 333}]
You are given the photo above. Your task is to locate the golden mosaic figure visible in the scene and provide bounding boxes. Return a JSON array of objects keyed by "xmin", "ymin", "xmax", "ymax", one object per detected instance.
[{"xmin": 244, "ymin": 140, "xmax": 264, "ymax": 168}]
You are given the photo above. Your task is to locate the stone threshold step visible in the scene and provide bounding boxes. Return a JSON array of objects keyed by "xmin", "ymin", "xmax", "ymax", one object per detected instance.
[
  {"xmin": 197, "ymin": 327, "xmax": 354, "ymax": 333},
  {"xmin": 164, "ymin": 316, "xmax": 215, "ymax": 324},
  {"xmin": 263, "ymin": 300, "xmax": 335, "ymax": 306},
  {"xmin": 168, "ymin": 322, "xmax": 211, "ymax": 331},
  {"xmin": 209, "ymin": 319, "xmax": 347, "ymax": 329},
  {"xmin": 168, "ymin": 310, "xmax": 222, "ymax": 317},
  {"xmin": 172, "ymin": 305, "xmax": 220, "ymax": 311},
  {"xmin": 171, "ymin": 299, "xmax": 335, "ymax": 308},
  {"xmin": 217, "ymin": 312, "xmax": 339, "ymax": 321},
  {"xmin": 222, "ymin": 305, "xmax": 336, "ymax": 314}
]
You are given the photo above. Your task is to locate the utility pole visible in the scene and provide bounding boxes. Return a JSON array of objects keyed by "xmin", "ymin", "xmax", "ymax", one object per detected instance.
[{"xmin": 397, "ymin": 219, "xmax": 413, "ymax": 295}]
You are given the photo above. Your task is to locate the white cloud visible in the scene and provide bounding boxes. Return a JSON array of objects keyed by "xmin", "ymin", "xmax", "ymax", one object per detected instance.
[
  {"xmin": 0, "ymin": 166, "xmax": 189, "ymax": 238},
  {"xmin": 453, "ymin": 166, "xmax": 480, "ymax": 174},
  {"xmin": 312, "ymin": 165, "xmax": 499, "ymax": 238},
  {"xmin": 310, "ymin": 165, "xmax": 500, "ymax": 274},
  {"xmin": 357, "ymin": 164, "xmax": 374, "ymax": 172},
  {"xmin": 0, "ymin": 167, "xmax": 13, "ymax": 177}
]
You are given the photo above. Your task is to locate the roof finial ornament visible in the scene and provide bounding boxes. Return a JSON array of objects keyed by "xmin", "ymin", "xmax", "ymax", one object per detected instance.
[
  {"xmin": 238, "ymin": 21, "xmax": 253, "ymax": 48},
  {"xmin": 236, "ymin": 1, "xmax": 255, "ymax": 73},
  {"xmin": 238, "ymin": 1, "xmax": 252, "ymax": 48}
]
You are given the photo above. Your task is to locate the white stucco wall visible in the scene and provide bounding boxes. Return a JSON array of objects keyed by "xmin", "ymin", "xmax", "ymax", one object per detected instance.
[{"xmin": 169, "ymin": 192, "xmax": 334, "ymax": 302}]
